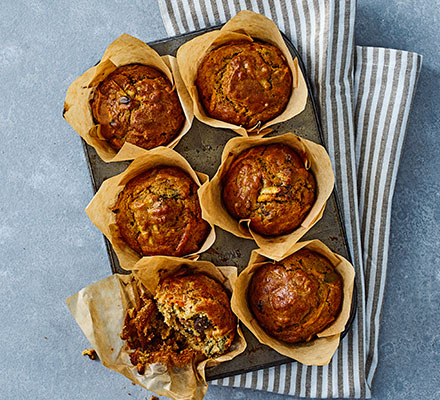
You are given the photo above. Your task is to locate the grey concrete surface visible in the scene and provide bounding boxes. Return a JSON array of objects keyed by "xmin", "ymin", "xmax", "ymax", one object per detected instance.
[
  {"xmin": 355, "ymin": 1, "xmax": 440, "ymax": 399},
  {"xmin": 0, "ymin": 1, "xmax": 438, "ymax": 399}
]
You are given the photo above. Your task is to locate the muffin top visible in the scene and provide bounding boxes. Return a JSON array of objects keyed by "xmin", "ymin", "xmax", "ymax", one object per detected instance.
[
  {"xmin": 113, "ymin": 167, "xmax": 209, "ymax": 257},
  {"xmin": 248, "ymin": 249, "xmax": 343, "ymax": 343},
  {"xmin": 155, "ymin": 273, "xmax": 236, "ymax": 358},
  {"xmin": 222, "ymin": 144, "xmax": 316, "ymax": 236},
  {"xmin": 196, "ymin": 41, "xmax": 292, "ymax": 129},
  {"xmin": 90, "ymin": 64, "xmax": 185, "ymax": 151}
]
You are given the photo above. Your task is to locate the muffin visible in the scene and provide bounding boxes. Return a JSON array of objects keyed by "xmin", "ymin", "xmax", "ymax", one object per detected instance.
[
  {"xmin": 222, "ymin": 144, "xmax": 316, "ymax": 236},
  {"xmin": 196, "ymin": 41, "xmax": 292, "ymax": 129},
  {"xmin": 121, "ymin": 292, "xmax": 199, "ymax": 374},
  {"xmin": 155, "ymin": 273, "xmax": 236, "ymax": 358},
  {"xmin": 90, "ymin": 64, "xmax": 185, "ymax": 151},
  {"xmin": 248, "ymin": 249, "xmax": 343, "ymax": 343},
  {"xmin": 112, "ymin": 166, "xmax": 210, "ymax": 257}
]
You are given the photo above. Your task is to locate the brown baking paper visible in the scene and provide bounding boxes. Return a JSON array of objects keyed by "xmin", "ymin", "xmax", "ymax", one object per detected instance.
[
  {"xmin": 231, "ymin": 240, "xmax": 355, "ymax": 365},
  {"xmin": 63, "ymin": 33, "xmax": 194, "ymax": 162},
  {"xmin": 198, "ymin": 132, "xmax": 334, "ymax": 260},
  {"xmin": 85, "ymin": 147, "xmax": 216, "ymax": 270},
  {"xmin": 176, "ymin": 10, "xmax": 308, "ymax": 136},
  {"xmin": 66, "ymin": 258, "xmax": 246, "ymax": 400}
]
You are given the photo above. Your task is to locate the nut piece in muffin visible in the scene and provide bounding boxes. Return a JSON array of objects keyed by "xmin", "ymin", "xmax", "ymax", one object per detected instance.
[
  {"xmin": 90, "ymin": 64, "xmax": 185, "ymax": 151},
  {"xmin": 154, "ymin": 273, "xmax": 236, "ymax": 358},
  {"xmin": 222, "ymin": 144, "xmax": 316, "ymax": 236},
  {"xmin": 121, "ymin": 292, "xmax": 200, "ymax": 374},
  {"xmin": 112, "ymin": 166, "xmax": 210, "ymax": 257},
  {"xmin": 196, "ymin": 41, "xmax": 292, "ymax": 129},
  {"xmin": 248, "ymin": 249, "xmax": 343, "ymax": 343}
]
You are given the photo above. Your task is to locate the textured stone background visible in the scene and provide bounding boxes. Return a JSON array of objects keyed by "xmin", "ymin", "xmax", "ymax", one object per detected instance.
[{"xmin": 0, "ymin": 0, "xmax": 438, "ymax": 399}]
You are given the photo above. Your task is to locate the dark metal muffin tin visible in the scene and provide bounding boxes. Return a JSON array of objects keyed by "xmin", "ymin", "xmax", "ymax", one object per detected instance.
[{"xmin": 81, "ymin": 26, "xmax": 357, "ymax": 381}]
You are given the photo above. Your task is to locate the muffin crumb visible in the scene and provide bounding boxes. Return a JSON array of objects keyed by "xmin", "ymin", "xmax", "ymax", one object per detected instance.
[{"xmin": 82, "ymin": 348, "xmax": 97, "ymax": 360}]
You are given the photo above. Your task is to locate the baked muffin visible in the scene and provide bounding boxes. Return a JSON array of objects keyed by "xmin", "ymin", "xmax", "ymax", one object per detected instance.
[
  {"xmin": 121, "ymin": 292, "xmax": 200, "ymax": 374},
  {"xmin": 155, "ymin": 273, "xmax": 236, "ymax": 358},
  {"xmin": 90, "ymin": 64, "xmax": 185, "ymax": 151},
  {"xmin": 196, "ymin": 41, "xmax": 292, "ymax": 129},
  {"xmin": 112, "ymin": 167, "xmax": 209, "ymax": 256},
  {"xmin": 248, "ymin": 249, "xmax": 343, "ymax": 343},
  {"xmin": 222, "ymin": 144, "xmax": 316, "ymax": 236}
]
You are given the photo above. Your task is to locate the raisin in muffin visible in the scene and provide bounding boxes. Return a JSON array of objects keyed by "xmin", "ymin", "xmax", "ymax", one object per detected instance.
[
  {"xmin": 154, "ymin": 273, "xmax": 236, "ymax": 358},
  {"xmin": 196, "ymin": 41, "xmax": 292, "ymax": 129},
  {"xmin": 113, "ymin": 167, "xmax": 209, "ymax": 256},
  {"xmin": 90, "ymin": 64, "xmax": 184, "ymax": 151},
  {"xmin": 222, "ymin": 144, "xmax": 316, "ymax": 236},
  {"xmin": 248, "ymin": 249, "xmax": 343, "ymax": 343},
  {"xmin": 121, "ymin": 292, "xmax": 199, "ymax": 374}
]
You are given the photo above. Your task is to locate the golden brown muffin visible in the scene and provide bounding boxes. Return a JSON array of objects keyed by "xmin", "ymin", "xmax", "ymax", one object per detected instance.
[
  {"xmin": 155, "ymin": 273, "xmax": 236, "ymax": 358},
  {"xmin": 121, "ymin": 292, "xmax": 200, "ymax": 373},
  {"xmin": 248, "ymin": 249, "xmax": 343, "ymax": 343},
  {"xmin": 90, "ymin": 64, "xmax": 184, "ymax": 151},
  {"xmin": 196, "ymin": 41, "xmax": 292, "ymax": 129},
  {"xmin": 112, "ymin": 167, "xmax": 210, "ymax": 257},
  {"xmin": 222, "ymin": 144, "xmax": 316, "ymax": 236}
]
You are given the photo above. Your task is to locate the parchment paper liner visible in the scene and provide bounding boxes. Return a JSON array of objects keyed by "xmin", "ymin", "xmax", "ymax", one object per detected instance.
[
  {"xmin": 85, "ymin": 147, "xmax": 216, "ymax": 270},
  {"xmin": 66, "ymin": 257, "xmax": 246, "ymax": 400},
  {"xmin": 231, "ymin": 240, "xmax": 355, "ymax": 365},
  {"xmin": 176, "ymin": 10, "xmax": 308, "ymax": 136},
  {"xmin": 198, "ymin": 132, "xmax": 334, "ymax": 260},
  {"xmin": 63, "ymin": 33, "xmax": 194, "ymax": 162}
]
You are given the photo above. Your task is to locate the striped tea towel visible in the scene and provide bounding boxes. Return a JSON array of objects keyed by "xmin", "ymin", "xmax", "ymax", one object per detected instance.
[{"xmin": 157, "ymin": 0, "xmax": 422, "ymax": 397}]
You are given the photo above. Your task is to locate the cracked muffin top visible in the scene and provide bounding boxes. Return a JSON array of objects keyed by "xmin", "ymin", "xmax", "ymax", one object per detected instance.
[
  {"xmin": 248, "ymin": 249, "xmax": 343, "ymax": 343},
  {"xmin": 196, "ymin": 41, "xmax": 292, "ymax": 129},
  {"xmin": 90, "ymin": 64, "xmax": 185, "ymax": 151},
  {"xmin": 222, "ymin": 144, "xmax": 316, "ymax": 236},
  {"xmin": 112, "ymin": 166, "xmax": 210, "ymax": 257},
  {"xmin": 154, "ymin": 273, "xmax": 236, "ymax": 358}
]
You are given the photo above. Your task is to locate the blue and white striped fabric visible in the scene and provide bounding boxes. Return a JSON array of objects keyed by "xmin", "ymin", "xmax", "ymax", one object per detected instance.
[{"xmin": 157, "ymin": 0, "xmax": 422, "ymax": 397}]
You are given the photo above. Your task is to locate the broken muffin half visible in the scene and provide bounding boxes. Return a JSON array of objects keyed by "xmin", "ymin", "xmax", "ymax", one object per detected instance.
[{"xmin": 121, "ymin": 272, "xmax": 236, "ymax": 374}]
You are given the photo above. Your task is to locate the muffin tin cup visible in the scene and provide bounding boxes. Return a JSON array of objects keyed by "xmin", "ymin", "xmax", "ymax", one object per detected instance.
[
  {"xmin": 176, "ymin": 10, "xmax": 308, "ymax": 137},
  {"xmin": 198, "ymin": 132, "xmax": 335, "ymax": 260},
  {"xmin": 231, "ymin": 240, "xmax": 355, "ymax": 365},
  {"xmin": 85, "ymin": 147, "xmax": 216, "ymax": 270},
  {"xmin": 66, "ymin": 257, "xmax": 246, "ymax": 400},
  {"xmin": 63, "ymin": 33, "xmax": 194, "ymax": 162}
]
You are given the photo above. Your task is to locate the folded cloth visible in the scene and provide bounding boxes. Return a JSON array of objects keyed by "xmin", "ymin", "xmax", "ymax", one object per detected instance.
[{"xmin": 157, "ymin": 0, "xmax": 422, "ymax": 397}]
